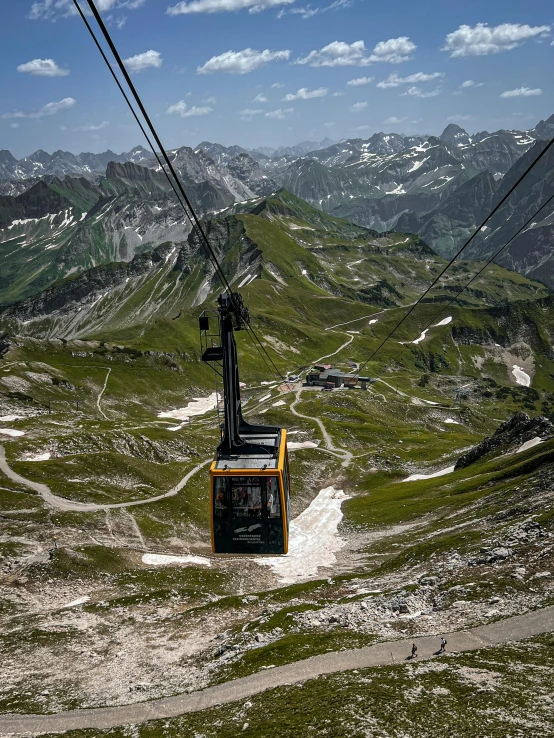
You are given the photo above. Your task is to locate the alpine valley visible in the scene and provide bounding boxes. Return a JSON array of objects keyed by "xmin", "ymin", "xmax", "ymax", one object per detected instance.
[{"xmin": 1, "ymin": 114, "xmax": 554, "ymax": 737}]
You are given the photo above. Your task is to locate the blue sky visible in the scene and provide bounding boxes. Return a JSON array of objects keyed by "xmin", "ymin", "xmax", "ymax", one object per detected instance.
[{"xmin": 1, "ymin": 0, "xmax": 553, "ymax": 157}]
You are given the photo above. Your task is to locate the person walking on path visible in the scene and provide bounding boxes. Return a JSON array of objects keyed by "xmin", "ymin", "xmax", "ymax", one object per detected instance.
[
  {"xmin": 411, "ymin": 643, "xmax": 418, "ymax": 659},
  {"xmin": 440, "ymin": 637, "xmax": 447, "ymax": 653}
]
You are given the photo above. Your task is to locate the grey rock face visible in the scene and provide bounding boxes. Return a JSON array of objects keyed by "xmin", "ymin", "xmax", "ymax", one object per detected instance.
[
  {"xmin": 455, "ymin": 413, "xmax": 553, "ymax": 470},
  {"xmin": 225, "ymin": 153, "xmax": 277, "ymax": 196}
]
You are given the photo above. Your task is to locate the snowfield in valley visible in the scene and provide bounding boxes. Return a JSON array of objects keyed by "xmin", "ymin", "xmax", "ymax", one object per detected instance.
[{"xmin": 255, "ymin": 486, "xmax": 350, "ymax": 584}]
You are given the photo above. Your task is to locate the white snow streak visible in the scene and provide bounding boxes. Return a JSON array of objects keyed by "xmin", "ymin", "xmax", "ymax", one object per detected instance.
[
  {"xmin": 402, "ymin": 465, "xmax": 455, "ymax": 482},
  {"xmin": 412, "ymin": 329, "xmax": 429, "ymax": 344},
  {"xmin": 434, "ymin": 316, "xmax": 453, "ymax": 326},
  {"xmin": 0, "ymin": 429, "xmax": 25, "ymax": 437},
  {"xmin": 142, "ymin": 553, "xmax": 211, "ymax": 567},
  {"xmin": 512, "ymin": 365, "xmax": 531, "ymax": 387},
  {"xmin": 516, "ymin": 437, "xmax": 543, "ymax": 454},
  {"xmin": 62, "ymin": 596, "xmax": 90, "ymax": 609},
  {"xmin": 256, "ymin": 486, "xmax": 350, "ymax": 584}
]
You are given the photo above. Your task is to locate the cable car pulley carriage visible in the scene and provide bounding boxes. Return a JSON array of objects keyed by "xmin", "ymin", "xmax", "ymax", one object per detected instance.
[{"xmin": 200, "ymin": 292, "xmax": 291, "ymax": 555}]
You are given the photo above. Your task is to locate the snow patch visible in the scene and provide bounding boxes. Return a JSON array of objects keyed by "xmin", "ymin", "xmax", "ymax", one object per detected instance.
[
  {"xmin": 256, "ymin": 486, "xmax": 350, "ymax": 583},
  {"xmin": 62, "ymin": 596, "xmax": 90, "ymax": 609},
  {"xmin": 288, "ymin": 440, "xmax": 319, "ymax": 450},
  {"xmin": 444, "ymin": 418, "xmax": 459, "ymax": 425},
  {"xmin": 434, "ymin": 316, "xmax": 452, "ymax": 327},
  {"xmin": 0, "ymin": 415, "xmax": 23, "ymax": 422},
  {"xmin": 21, "ymin": 452, "xmax": 51, "ymax": 461},
  {"xmin": 402, "ymin": 465, "xmax": 455, "ymax": 482},
  {"xmin": 512, "ymin": 365, "xmax": 531, "ymax": 387},
  {"xmin": 516, "ymin": 437, "xmax": 543, "ymax": 454},
  {"xmin": 0, "ymin": 428, "xmax": 25, "ymax": 437},
  {"xmin": 368, "ymin": 319, "xmax": 378, "ymax": 325},
  {"xmin": 142, "ymin": 553, "xmax": 211, "ymax": 567},
  {"xmin": 272, "ymin": 400, "xmax": 285, "ymax": 407},
  {"xmin": 238, "ymin": 273, "xmax": 252, "ymax": 288},
  {"xmin": 158, "ymin": 393, "xmax": 218, "ymax": 429},
  {"xmin": 412, "ymin": 329, "xmax": 428, "ymax": 344}
]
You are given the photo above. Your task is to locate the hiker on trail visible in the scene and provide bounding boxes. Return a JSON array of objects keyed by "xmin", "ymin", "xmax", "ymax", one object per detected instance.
[
  {"xmin": 440, "ymin": 637, "xmax": 447, "ymax": 653},
  {"xmin": 411, "ymin": 643, "xmax": 417, "ymax": 659}
]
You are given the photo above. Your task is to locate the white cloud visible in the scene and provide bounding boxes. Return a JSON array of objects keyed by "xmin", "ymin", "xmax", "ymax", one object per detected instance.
[
  {"xmin": 296, "ymin": 36, "xmax": 415, "ymax": 67},
  {"xmin": 283, "ymin": 87, "xmax": 328, "ymax": 100},
  {"xmin": 253, "ymin": 93, "xmax": 268, "ymax": 102},
  {"xmin": 332, "ymin": 91, "xmax": 345, "ymax": 97},
  {"xmin": 197, "ymin": 48, "xmax": 290, "ymax": 74},
  {"xmin": 72, "ymin": 121, "xmax": 109, "ymax": 131},
  {"xmin": 1, "ymin": 96, "xmax": 76, "ymax": 120},
  {"xmin": 355, "ymin": 125, "xmax": 371, "ymax": 131},
  {"xmin": 384, "ymin": 116, "xmax": 407, "ymax": 124},
  {"xmin": 202, "ymin": 95, "xmax": 217, "ymax": 104},
  {"xmin": 460, "ymin": 79, "xmax": 483, "ymax": 88},
  {"xmin": 370, "ymin": 36, "xmax": 416, "ymax": 63},
  {"xmin": 323, "ymin": 121, "xmax": 335, "ymax": 127},
  {"xmin": 240, "ymin": 108, "xmax": 263, "ymax": 119},
  {"xmin": 271, "ymin": 82, "xmax": 284, "ymax": 88},
  {"xmin": 166, "ymin": 101, "xmax": 213, "ymax": 116},
  {"xmin": 265, "ymin": 108, "xmax": 293, "ymax": 119},
  {"xmin": 443, "ymin": 22, "xmax": 550, "ymax": 57},
  {"xmin": 402, "ymin": 86, "xmax": 441, "ymax": 98},
  {"xmin": 500, "ymin": 87, "xmax": 542, "ymax": 98},
  {"xmin": 347, "ymin": 76, "xmax": 373, "ymax": 86},
  {"xmin": 377, "ymin": 71, "xmax": 443, "ymax": 88},
  {"xmin": 10, "ymin": 123, "xmax": 19, "ymax": 129},
  {"xmin": 351, "ymin": 101, "xmax": 367, "ymax": 111},
  {"xmin": 447, "ymin": 114, "xmax": 474, "ymax": 122},
  {"xmin": 123, "ymin": 50, "xmax": 162, "ymax": 73},
  {"xmin": 167, "ymin": 0, "xmax": 292, "ymax": 13},
  {"xmin": 277, "ymin": 0, "xmax": 352, "ymax": 19},
  {"xmin": 17, "ymin": 58, "xmax": 69, "ymax": 77},
  {"xmin": 29, "ymin": 0, "xmax": 144, "ymax": 19}
]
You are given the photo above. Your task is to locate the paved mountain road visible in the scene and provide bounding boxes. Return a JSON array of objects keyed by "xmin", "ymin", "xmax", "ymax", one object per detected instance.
[{"xmin": 0, "ymin": 606, "xmax": 552, "ymax": 736}]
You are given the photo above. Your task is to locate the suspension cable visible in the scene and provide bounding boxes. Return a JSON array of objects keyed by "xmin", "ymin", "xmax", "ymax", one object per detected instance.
[
  {"xmin": 357, "ymin": 134, "xmax": 554, "ymax": 369},
  {"xmin": 75, "ymin": 0, "xmax": 290, "ymax": 385},
  {"xmin": 361, "ymin": 189, "xmax": 554, "ymax": 377}
]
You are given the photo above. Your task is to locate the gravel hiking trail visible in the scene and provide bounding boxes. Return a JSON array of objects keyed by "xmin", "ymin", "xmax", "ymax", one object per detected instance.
[
  {"xmin": 96, "ymin": 368, "xmax": 111, "ymax": 420},
  {"xmin": 290, "ymin": 389, "xmax": 352, "ymax": 467},
  {"xmin": 0, "ymin": 606, "xmax": 552, "ymax": 736},
  {"xmin": 0, "ymin": 445, "xmax": 211, "ymax": 512}
]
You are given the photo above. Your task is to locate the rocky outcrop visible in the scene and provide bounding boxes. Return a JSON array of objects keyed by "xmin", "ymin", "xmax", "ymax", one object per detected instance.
[
  {"xmin": 455, "ymin": 413, "xmax": 553, "ymax": 469},
  {"xmin": 225, "ymin": 153, "xmax": 277, "ymax": 197},
  {"xmin": 0, "ymin": 180, "xmax": 76, "ymax": 228},
  {"xmin": 0, "ymin": 243, "xmax": 175, "ymax": 322}
]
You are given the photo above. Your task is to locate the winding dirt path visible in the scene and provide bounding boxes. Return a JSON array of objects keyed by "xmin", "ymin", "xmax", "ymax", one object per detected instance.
[
  {"xmin": 96, "ymin": 368, "xmax": 111, "ymax": 421},
  {"xmin": 312, "ymin": 333, "xmax": 353, "ymax": 366},
  {"xmin": 290, "ymin": 389, "xmax": 352, "ymax": 468},
  {"xmin": 0, "ymin": 445, "xmax": 211, "ymax": 512},
  {"xmin": 1, "ymin": 606, "xmax": 552, "ymax": 736}
]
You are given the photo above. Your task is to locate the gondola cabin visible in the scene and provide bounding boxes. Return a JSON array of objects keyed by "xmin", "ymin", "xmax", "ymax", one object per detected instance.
[
  {"xmin": 210, "ymin": 428, "xmax": 290, "ymax": 554},
  {"xmin": 201, "ymin": 292, "xmax": 291, "ymax": 555}
]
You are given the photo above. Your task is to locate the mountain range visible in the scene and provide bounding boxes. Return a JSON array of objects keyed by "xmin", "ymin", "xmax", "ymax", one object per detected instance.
[{"xmin": 1, "ymin": 113, "xmax": 553, "ymax": 306}]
